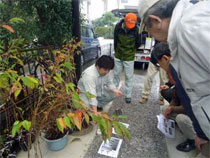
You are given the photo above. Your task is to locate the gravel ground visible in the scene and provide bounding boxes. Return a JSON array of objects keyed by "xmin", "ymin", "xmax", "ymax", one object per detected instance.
[{"xmin": 85, "ymin": 71, "xmax": 168, "ymax": 158}]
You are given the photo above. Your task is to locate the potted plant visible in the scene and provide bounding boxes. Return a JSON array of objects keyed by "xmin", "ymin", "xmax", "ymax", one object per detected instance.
[{"xmin": 1, "ymin": 24, "xmax": 130, "ymax": 158}]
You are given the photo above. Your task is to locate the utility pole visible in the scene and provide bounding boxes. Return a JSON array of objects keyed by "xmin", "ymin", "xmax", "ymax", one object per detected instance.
[{"xmin": 72, "ymin": 0, "xmax": 81, "ymax": 81}]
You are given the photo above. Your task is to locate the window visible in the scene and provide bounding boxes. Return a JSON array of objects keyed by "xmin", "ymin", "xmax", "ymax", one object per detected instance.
[
  {"xmin": 81, "ymin": 26, "xmax": 94, "ymax": 38},
  {"xmin": 81, "ymin": 26, "xmax": 89, "ymax": 37},
  {"xmin": 88, "ymin": 28, "xmax": 94, "ymax": 38}
]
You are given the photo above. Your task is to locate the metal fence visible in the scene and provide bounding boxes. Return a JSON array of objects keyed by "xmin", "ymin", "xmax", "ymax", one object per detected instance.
[
  {"xmin": 0, "ymin": 46, "xmax": 53, "ymax": 133},
  {"xmin": 0, "ymin": 42, "xmax": 114, "ymax": 135}
]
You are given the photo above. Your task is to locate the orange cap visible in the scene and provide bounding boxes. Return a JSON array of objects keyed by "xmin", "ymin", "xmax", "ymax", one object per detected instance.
[{"xmin": 125, "ymin": 13, "xmax": 137, "ymax": 29}]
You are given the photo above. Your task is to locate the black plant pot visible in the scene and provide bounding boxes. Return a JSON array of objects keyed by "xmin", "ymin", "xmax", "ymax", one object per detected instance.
[
  {"xmin": 18, "ymin": 130, "xmax": 35, "ymax": 152},
  {"xmin": 4, "ymin": 140, "xmax": 20, "ymax": 154},
  {"xmin": 0, "ymin": 147, "xmax": 10, "ymax": 158},
  {"xmin": 18, "ymin": 138, "xmax": 28, "ymax": 152},
  {"xmin": 0, "ymin": 135, "xmax": 21, "ymax": 158}
]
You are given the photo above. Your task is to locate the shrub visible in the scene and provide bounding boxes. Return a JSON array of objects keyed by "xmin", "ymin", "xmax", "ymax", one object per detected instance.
[{"xmin": 95, "ymin": 26, "xmax": 114, "ymax": 39}]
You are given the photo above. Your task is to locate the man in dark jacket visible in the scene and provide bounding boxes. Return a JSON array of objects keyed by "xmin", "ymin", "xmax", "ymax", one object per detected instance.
[{"xmin": 113, "ymin": 13, "xmax": 140, "ymax": 104}]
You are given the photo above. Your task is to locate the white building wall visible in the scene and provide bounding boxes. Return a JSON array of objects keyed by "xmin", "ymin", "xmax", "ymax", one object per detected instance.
[{"xmin": 81, "ymin": 0, "xmax": 138, "ymax": 21}]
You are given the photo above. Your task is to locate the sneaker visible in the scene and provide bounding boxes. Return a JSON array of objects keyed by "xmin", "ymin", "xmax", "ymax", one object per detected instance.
[
  {"xmin": 139, "ymin": 97, "xmax": 147, "ymax": 104},
  {"xmin": 176, "ymin": 139, "xmax": 195, "ymax": 152},
  {"xmin": 97, "ymin": 106, "xmax": 103, "ymax": 112},
  {"xmin": 125, "ymin": 98, "xmax": 131, "ymax": 104},
  {"xmin": 158, "ymin": 99, "xmax": 164, "ymax": 105}
]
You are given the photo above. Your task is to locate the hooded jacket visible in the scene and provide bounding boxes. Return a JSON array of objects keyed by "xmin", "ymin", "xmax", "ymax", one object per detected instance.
[{"xmin": 168, "ymin": 0, "xmax": 210, "ymax": 140}]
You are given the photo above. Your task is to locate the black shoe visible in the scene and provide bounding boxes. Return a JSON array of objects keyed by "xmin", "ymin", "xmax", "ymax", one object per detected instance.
[
  {"xmin": 125, "ymin": 98, "xmax": 131, "ymax": 104},
  {"xmin": 115, "ymin": 109, "xmax": 122, "ymax": 115},
  {"xmin": 97, "ymin": 106, "xmax": 103, "ymax": 112},
  {"xmin": 176, "ymin": 139, "xmax": 195, "ymax": 152}
]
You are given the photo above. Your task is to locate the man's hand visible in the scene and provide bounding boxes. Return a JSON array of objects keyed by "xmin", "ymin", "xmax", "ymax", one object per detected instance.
[
  {"xmin": 195, "ymin": 135, "xmax": 208, "ymax": 150},
  {"xmin": 160, "ymin": 85, "xmax": 169, "ymax": 90},
  {"xmin": 92, "ymin": 106, "xmax": 100, "ymax": 116},
  {"xmin": 113, "ymin": 88, "xmax": 123, "ymax": 97},
  {"xmin": 164, "ymin": 106, "xmax": 173, "ymax": 119}
]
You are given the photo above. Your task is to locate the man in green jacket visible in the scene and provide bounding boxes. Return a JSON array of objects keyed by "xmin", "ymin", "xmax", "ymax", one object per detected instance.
[{"xmin": 113, "ymin": 13, "xmax": 140, "ymax": 103}]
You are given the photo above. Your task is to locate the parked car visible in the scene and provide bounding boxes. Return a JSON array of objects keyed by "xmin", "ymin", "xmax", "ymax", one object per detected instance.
[{"xmin": 81, "ymin": 24, "xmax": 101, "ymax": 66}]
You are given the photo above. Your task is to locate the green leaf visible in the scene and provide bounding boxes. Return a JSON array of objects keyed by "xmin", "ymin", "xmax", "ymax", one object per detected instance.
[
  {"xmin": 112, "ymin": 122, "xmax": 130, "ymax": 139},
  {"xmin": 53, "ymin": 73, "xmax": 63, "ymax": 83},
  {"xmin": 69, "ymin": 117, "xmax": 75, "ymax": 125},
  {"xmin": 14, "ymin": 88, "xmax": 22, "ymax": 98},
  {"xmin": 64, "ymin": 116, "xmax": 72, "ymax": 129},
  {"xmin": 97, "ymin": 118, "xmax": 106, "ymax": 139},
  {"xmin": 9, "ymin": 17, "xmax": 25, "ymax": 23},
  {"xmin": 118, "ymin": 122, "xmax": 131, "ymax": 139},
  {"xmin": 56, "ymin": 118, "xmax": 64, "ymax": 133},
  {"xmin": 72, "ymin": 92, "xmax": 79, "ymax": 100},
  {"xmin": 89, "ymin": 113, "xmax": 100, "ymax": 122},
  {"xmin": 65, "ymin": 82, "xmax": 75, "ymax": 93},
  {"xmin": 113, "ymin": 121, "xmax": 124, "ymax": 138},
  {"xmin": 12, "ymin": 121, "xmax": 21, "ymax": 137},
  {"xmin": 111, "ymin": 114, "xmax": 127, "ymax": 120},
  {"xmin": 68, "ymin": 82, "xmax": 75, "ymax": 91},
  {"xmin": 124, "ymin": 128, "xmax": 131, "ymax": 139},
  {"xmin": 21, "ymin": 76, "xmax": 35, "ymax": 89},
  {"xmin": 117, "ymin": 115, "xmax": 127, "ymax": 120},
  {"xmin": 72, "ymin": 92, "xmax": 83, "ymax": 108},
  {"xmin": 62, "ymin": 61, "xmax": 75, "ymax": 70},
  {"xmin": 84, "ymin": 91, "xmax": 96, "ymax": 99},
  {"xmin": 21, "ymin": 120, "xmax": 31, "ymax": 131},
  {"xmin": 10, "ymin": 56, "xmax": 24, "ymax": 66},
  {"xmin": 106, "ymin": 120, "xmax": 112, "ymax": 140},
  {"xmin": 0, "ymin": 74, "xmax": 8, "ymax": 88},
  {"xmin": 76, "ymin": 50, "xmax": 81, "ymax": 55},
  {"xmin": 28, "ymin": 77, "xmax": 39, "ymax": 84},
  {"xmin": 60, "ymin": 68, "xmax": 65, "ymax": 73}
]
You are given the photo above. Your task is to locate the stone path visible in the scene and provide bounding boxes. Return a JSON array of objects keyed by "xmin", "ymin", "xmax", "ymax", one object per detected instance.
[{"xmin": 85, "ymin": 71, "xmax": 168, "ymax": 158}]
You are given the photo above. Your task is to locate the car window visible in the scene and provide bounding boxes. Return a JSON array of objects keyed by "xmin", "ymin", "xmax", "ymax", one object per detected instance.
[
  {"xmin": 88, "ymin": 28, "xmax": 94, "ymax": 38},
  {"xmin": 81, "ymin": 26, "xmax": 89, "ymax": 37}
]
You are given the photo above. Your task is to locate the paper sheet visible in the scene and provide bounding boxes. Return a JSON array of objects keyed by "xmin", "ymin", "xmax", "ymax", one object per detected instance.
[
  {"xmin": 157, "ymin": 114, "xmax": 175, "ymax": 138},
  {"xmin": 98, "ymin": 137, "xmax": 123, "ymax": 158}
]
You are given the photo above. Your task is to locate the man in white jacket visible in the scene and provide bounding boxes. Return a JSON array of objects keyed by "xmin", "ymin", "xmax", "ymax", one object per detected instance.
[
  {"xmin": 138, "ymin": 0, "xmax": 210, "ymax": 157},
  {"xmin": 78, "ymin": 55, "xmax": 122, "ymax": 114}
]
